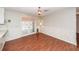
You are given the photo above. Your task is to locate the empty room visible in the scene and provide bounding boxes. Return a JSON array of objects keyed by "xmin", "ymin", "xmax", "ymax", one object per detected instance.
[{"xmin": 0, "ymin": 7, "xmax": 78, "ymax": 51}]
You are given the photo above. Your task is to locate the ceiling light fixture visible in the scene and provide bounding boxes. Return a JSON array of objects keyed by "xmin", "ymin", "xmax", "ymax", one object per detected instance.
[{"xmin": 37, "ymin": 7, "xmax": 42, "ymax": 16}]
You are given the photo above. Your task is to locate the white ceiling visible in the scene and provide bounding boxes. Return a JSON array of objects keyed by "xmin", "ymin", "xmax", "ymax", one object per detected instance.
[{"xmin": 5, "ymin": 7, "xmax": 64, "ymax": 16}]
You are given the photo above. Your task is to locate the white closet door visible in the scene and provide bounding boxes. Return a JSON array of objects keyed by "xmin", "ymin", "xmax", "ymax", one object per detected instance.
[{"xmin": 0, "ymin": 8, "xmax": 4, "ymax": 24}]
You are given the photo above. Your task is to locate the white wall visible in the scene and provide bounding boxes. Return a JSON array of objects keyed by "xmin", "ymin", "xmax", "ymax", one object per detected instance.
[
  {"xmin": 41, "ymin": 8, "xmax": 76, "ymax": 45},
  {"xmin": 5, "ymin": 10, "xmax": 36, "ymax": 41}
]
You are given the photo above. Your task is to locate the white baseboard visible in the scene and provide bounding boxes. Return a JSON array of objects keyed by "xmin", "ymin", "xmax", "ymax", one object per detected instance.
[{"xmin": 6, "ymin": 32, "xmax": 36, "ymax": 42}]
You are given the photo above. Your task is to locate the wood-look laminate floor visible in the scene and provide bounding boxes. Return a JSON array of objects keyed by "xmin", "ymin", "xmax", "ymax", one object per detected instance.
[{"xmin": 3, "ymin": 33, "xmax": 79, "ymax": 51}]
